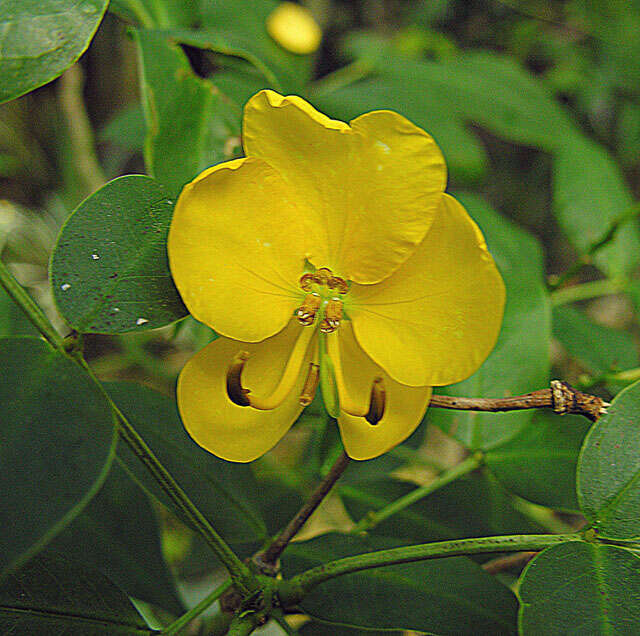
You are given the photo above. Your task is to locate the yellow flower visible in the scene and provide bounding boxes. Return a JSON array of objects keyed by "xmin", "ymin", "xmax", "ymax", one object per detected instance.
[
  {"xmin": 266, "ymin": 2, "xmax": 322, "ymax": 55},
  {"xmin": 168, "ymin": 90, "xmax": 505, "ymax": 463}
]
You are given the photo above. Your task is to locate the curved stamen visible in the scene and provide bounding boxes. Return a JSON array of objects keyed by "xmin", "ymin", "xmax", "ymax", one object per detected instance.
[
  {"xmin": 320, "ymin": 298, "xmax": 343, "ymax": 333},
  {"xmin": 226, "ymin": 326, "xmax": 315, "ymax": 410},
  {"xmin": 326, "ymin": 333, "xmax": 386, "ymax": 424},
  {"xmin": 299, "ymin": 362, "xmax": 320, "ymax": 406}
]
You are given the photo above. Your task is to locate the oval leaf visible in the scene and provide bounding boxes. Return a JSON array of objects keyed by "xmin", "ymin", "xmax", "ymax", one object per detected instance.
[
  {"xmin": 0, "ymin": 0, "xmax": 108, "ymax": 104},
  {"xmin": 0, "ymin": 337, "xmax": 116, "ymax": 578},
  {"xmin": 47, "ymin": 462, "xmax": 183, "ymax": 615},
  {"xmin": 485, "ymin": 410, "xmax": 590, "ymax": 511},
  {"xmin": 0, "ymin": 553, "xmax": 155, "ymax": 634},
  {"xmin": 578, "ymin": 380, "xmax": 640, "ymax": 540},
  {"xmin": 51, "ymin": 175, "xmax": 187, "ymax": 334},
  {"xmin": 107, "ymin": 381, "xmax": 267, "ymax": 545},
  {"xmin": 518, "ymin": 542, "xmax": 640, "ymax": 635},
  {"xmin": 282, "ymin": 533, "xmax": 518, "ymax": 635}
]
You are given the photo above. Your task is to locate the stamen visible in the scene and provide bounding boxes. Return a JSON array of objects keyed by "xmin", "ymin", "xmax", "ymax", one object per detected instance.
[
  {"xmin": 299, "ymin": 362, "xmax": 320, "ymax": 406},
  {"xmin": 326, "ymin": 334, "xmax": 387, "ymax": 423},
  {"xmin": 328, "ymin": 275, "xmax": 349, "ymax": 295},
  {"xmin": 226, "ymin": 351, "xmax": 252, "ymax": 406},
  {"xmin": 365, "ymin": 377, "xmax": 386, "ymax": 425},
  {"xmin": 226, "ymin": 326, "xmax": 315, "ymax": 410},
  {"xmin": 320, "ymin": 298, "xmax": 343, "ymax": 333},
  {"xmin": 299, "ymin": 273, "xmax": 315, "ymax": 292},
  {"xmin": 297, "ymin": 292, "xmax": 321, "ymax": 326}
]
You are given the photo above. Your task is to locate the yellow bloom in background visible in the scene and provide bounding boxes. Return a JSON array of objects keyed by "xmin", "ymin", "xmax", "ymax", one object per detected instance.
[
  {"xmin": 266, "ymin": 2, "xmax": 322, "ymax": 55},
  {"xmin": 168, "ymin": 90, "xmax": 505, "ymax": 463}
]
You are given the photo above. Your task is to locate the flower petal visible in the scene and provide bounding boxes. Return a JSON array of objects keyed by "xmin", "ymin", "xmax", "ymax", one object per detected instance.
[
  {"xmin": 177, "ymin": 321, "xmax": 314, "ymax": 462},
  {"xmin": 333, "ymin": 324, "xmax": 432, "ymax": 461},
  {"xmin": 348, "ymin": 193, "xmax": 506, "ymax": 387},
  {"xmin": 168, "ymin": 157, "xmax": 308, "ymax": 342},
  {"xmin": 243, "ymin": 90, "xmax": 446, "ymax": 284}
]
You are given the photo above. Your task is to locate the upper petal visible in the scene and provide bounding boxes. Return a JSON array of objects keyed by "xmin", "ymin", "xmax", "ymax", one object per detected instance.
[
  {"xmin": 243, "ymin": 90, "xmax": 446, "ymax": 284},
  {"xmin": 177, "ymin": 320, "xmax": 313, "ymax": 462},
  {"xmin": 168, "ymin": 157, "xmax": 308, "ymax": 342},
  {"xmin": 332, "ymin": 324, "xmax": 432, "ymax": 461},
  {"xmin": 348, "ymin": 194, "xmax": 506, "ymax": 387}
]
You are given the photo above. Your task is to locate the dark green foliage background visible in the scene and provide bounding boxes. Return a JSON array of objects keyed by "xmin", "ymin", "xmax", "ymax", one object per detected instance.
[{"xmin": 1, "ymin": 1, "xmax": 640, "ymax": 635}]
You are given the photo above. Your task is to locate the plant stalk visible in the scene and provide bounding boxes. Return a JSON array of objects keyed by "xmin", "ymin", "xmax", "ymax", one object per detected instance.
[
  {"xmin": 350, "ymin": 453, "xmax": 483, "ymax": 534},
  {"xmin": 162, "ymin": 579, "xmax": 232, "ymax": 635},
  {"xmin": 254, "ymin": 450, "xmax": 351, "ymax": 570},
  {"xmin": 278, "ymin": 533, "xmax": 582, "ymax": 604}
]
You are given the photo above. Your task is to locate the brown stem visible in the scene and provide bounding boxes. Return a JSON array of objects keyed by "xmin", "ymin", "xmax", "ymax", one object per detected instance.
[
  {"xmin": 481, "ymin": 551, "xmax": 538, "ymax": 575},
  {"xmin": 254, "ymin": 450, "xmax": 351, "ymax": 572},
  {"xmin": 429, "ymin": 380, "xmax": 608, "ymax": 423}
]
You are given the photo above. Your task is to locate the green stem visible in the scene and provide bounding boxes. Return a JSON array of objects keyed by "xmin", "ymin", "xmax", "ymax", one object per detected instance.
[
  {"xmin": 309, "ymin": 59, "xmax": 373, "ymax": 97},
  {"xmin": 122, "ymin": 0, "xmax": 157, "ymax": 28},
  {"xmin": 162, "ymin": 580, "xmax": 232, "ymax": 635},
  {"xmin": 551, "ymin": 278, "xmax": 627, "ymax": 306},
  {"xmin": 0, "ymin": 260, "xmax": 256, "ymax": 595},
  {"xmin": 350, "ymin": 454, "xmax": 482, "ymax": 533},
  {"xmin": 0, "ymin": 259, "xmax": 65, "ymax": 349},
  {"xmin": 279, "ymin": 533, "xmax": 582, "ymax": 603}
]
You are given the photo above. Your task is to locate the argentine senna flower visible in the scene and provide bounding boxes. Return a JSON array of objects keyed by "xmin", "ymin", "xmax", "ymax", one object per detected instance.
[{"xmin": 168, "ymin": 90, "xmax": 505, "ymax": 463}]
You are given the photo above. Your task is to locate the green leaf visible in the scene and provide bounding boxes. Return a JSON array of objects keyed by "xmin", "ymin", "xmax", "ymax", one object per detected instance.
[
  {"xmin": 99, "ymin": 104, "xmax": 146, "ymax": 154},
  {"xmin": 0, "ymin": 337, "xmax": 116, "ymax": 579},
  {"xmin": 0, "ymin": 553, "xmax": 155, "ymax": 634},
  {"xmin": 282, "ymin": 533, "xmax": 518, "ymax": 635},
  {"xmin": 50, "ymin": 175, "xmax": 186, "ymax": 334},
  {"xmin": 166, "ymin": 0, "xmax": 313, "ymax": 93},
  {"xmin": 135, "ymin": 30, "xmax": 241, "ymax": 195},
  {"xmin": 553, "ymin": 134, "xmax": 640, "ymax": 278},
  {"xmin": 553, "ymin": 305, "xmax": 638, "ymax": 376},
  {"xmin": 518, "ymin": 542, "xmax": 640, "ymax": 635},
  {"xmin": 109, "ymin": 0, "xmax": 196, "ymax": 28},
  {"xmin": 0, "ymin": 284, "xmax": 38, "ymax": 336},
  {"xmin": 106, "ymin": 381, "xmax": 267, "ymax": 545},
  {"xmin": 578, "ymin": 380, "xmax": 640, "ymax": 540},
  {"xmin": 47, "ymin": 462, "xmax": 183, "ymax": 615},
  {"xmin": 341, "ymin": 471, "xmax": 543, "ymax": 544},
  {"xmin": 300, "ymin": 621, "xmax": 398, "ymax": 636},
  {"xmin": 0, "ymin": 0, "xmax": 108, "ymax": 104},
  {"xmin": 485, "ymin": 410, "xmax": 590, "ymax": 511},
  {"xmin": 429, "ymin": 193, "xmax": 551, "ymax": 451}
]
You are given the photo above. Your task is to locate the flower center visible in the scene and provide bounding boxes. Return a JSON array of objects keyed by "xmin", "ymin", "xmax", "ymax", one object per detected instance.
[{"xmin": 296, "ymin": 267, "xmax": 348, "ymax": 333}]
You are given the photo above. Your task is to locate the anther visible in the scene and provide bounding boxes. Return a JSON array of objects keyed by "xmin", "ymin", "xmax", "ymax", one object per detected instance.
[
  {"xmin": 297, "ymin": 292, "xmax": 321, "ymax": 326},
  {"xmin": 314, "ymin": 268, "xmax": 332, "ymax": 285},
  {"xmin": 226, "ymin": 351, "xmax": 252, "ymax": 406},
  {"xmin": 299, "ymin": 363, "xmax": 320, "ymax": 406},
  {"xmin": 365, "ymin": 377, "xmax": 386, "ymax": 425},
  {"xmin": 320, "ymin": 297, "xmax": 343, "ymax": 333},
  {"xmin": 299, "ymin": 273, "xmax": 315, "ymax": 292},
  {"xmin": 328, "ymin": 275, "xmax": 349, "ymax": 295}
]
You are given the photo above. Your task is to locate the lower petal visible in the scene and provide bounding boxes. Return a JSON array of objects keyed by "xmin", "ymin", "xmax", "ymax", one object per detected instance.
[
  {"xmin": 177, "ymin": 321, "xmax": 314, "ymax": 462},
  {"xmin": 333, "ymin": 324, "xmax": 432, "ymax": 461},
  {"xmin": 349, "ymin": 194, "xmax": 505, "ymax": 387}
]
